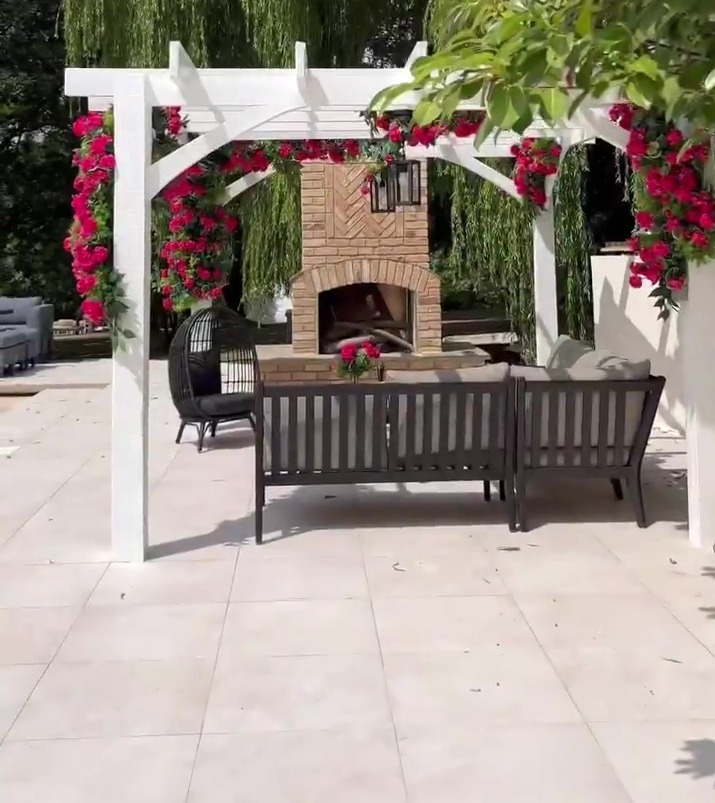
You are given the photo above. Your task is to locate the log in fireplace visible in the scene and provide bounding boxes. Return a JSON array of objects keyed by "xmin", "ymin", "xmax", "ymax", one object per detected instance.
[{"xmin": 318, "ymin": 282, "xmax": 414, "ymax": 354}]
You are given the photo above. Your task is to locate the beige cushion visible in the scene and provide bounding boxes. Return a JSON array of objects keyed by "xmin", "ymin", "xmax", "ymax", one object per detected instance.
[
  {"xmin": 263, "ymin": 395, "xmax": 387, "ymax": 472},
  {"xmin": 386, "ymin": 363, "xmax": 510, "ymax": 384},
  {"xmin": 385, "ymin": 364, "xmax": 510, "ymax": 463},
  {"xmin": 546, "ymin": 335, "xmax": 593, "ymax": 369},
  {"xmin": 512, "ymin": 352, "xmax": 650, "ymax": 458},
  {"xmin": 393, "ymin": 387, "xmax": 507, "ymax": 462}
]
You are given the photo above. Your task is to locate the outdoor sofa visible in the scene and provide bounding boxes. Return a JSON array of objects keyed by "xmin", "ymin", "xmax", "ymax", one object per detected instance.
[
  {"xmin": 253, "ymin": 337, "xmax": 665, "ymax": 543},
  {"xmin": 0, "ymin": 296, "xmax": 54, "ymax": 369}
]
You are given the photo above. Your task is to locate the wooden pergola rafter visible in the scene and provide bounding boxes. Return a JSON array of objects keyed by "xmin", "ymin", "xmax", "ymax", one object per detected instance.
[{"xmin": 64, "ymin": 41, "xmax": 648, "ymax": 562}]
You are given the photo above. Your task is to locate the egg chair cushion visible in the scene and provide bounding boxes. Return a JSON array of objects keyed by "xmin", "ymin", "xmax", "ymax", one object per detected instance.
[{"xmin": 195, "ymin": 392, "xmax": 254, "ymax": 418}]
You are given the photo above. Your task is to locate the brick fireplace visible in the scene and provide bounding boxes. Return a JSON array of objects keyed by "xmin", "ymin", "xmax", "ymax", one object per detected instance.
[
  {"xmin": 257, "ymin": 162, "xmax": 488, "ymax": 384},
  {"xmin": 290, "ymin": 163, "xmax": 441, "ymax": 355}
]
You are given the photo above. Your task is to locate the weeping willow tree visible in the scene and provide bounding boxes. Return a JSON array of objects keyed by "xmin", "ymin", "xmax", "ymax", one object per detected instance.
[
  {"xmin": 426, "ymin": 0, "xmax": 595, "ymax": 360},
  {"xmin": 64, "ymin": 0, "xmax": 428, "ymax": 305}
]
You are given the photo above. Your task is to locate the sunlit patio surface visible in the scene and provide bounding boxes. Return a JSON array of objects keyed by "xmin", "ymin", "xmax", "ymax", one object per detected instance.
[{"xmin": 0, "ymin": 360, "xmax": 713, "ymax": 802}]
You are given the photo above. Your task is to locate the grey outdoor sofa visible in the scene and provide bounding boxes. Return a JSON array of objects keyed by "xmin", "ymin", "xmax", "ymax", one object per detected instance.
[
  {"xmin": 0, "ymin": 296, "xmax": 54, "ymax": 368},
  {"xmin": 254, "ymin": 374, "xmax": 516, "ymax": 543}
]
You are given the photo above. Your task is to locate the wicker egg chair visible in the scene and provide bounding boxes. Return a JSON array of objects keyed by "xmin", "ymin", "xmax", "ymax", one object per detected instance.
[{"xmin": 168, "ymin": 306, "xmax": 259, "ymax": 452}]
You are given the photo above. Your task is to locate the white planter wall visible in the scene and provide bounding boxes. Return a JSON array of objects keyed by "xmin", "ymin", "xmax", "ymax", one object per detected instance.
[{"xmin": 591, "ymin": 254, "xmax": 685, "ymax": 435}]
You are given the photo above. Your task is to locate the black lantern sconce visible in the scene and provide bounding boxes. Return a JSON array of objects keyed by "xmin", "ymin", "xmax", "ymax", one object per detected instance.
[
  {"xmin": 390, "ymin": 159, "xmax": 421, "ymax": 206},
  {"xmin": 369, "ymin": 171, "xmax": 397, "ymax": 213},
  {"xmin": 369, "ymin": 160, "xmax": 421, "ymax": 213}
]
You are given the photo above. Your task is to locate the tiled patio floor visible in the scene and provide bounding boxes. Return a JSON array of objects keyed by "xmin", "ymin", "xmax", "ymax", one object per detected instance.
[{"xmin": 0, "ymin": 361, "xmax": 714, "ymax": 802}]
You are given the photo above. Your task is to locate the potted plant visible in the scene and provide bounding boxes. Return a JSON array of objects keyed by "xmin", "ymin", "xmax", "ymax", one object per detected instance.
[{"xmin": 336, "ymin": 340, "xmax": 381, "ymax": 382}]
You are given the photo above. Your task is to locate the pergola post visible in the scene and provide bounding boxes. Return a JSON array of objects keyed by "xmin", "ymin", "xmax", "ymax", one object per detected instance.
[
  {"xmin": 682, "ymin": 262, "xmax": 715, "ymax": 550},
  {"xmin": 111, "ymin": 74, "xmax": 153, "ymax": 562},
  {"xmin": 532, "ymin": 205, "xmax": 559, "ymax": 365}
]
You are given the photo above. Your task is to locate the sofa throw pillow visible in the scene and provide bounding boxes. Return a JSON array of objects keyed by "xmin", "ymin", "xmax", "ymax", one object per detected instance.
[{"xmin": 545, "ymin": 335, "xmax": 593, "ymax": 370}]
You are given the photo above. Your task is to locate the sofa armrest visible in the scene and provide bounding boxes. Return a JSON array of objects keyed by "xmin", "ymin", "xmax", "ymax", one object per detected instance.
[{"xmin": 25, "ymin": 304, "xmax": 54, "ymax": 358}]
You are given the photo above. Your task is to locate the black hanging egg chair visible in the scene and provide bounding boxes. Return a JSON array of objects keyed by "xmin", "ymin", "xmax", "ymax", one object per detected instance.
[{"xmin": 168, "ymin": 306, "xmax": 259, "ymax": 452}]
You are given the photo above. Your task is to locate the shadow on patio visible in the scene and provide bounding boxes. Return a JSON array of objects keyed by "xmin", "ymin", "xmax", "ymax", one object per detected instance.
[{"xmin": 149, "ymin": 450, "xmax": 688, "ymax": 559}]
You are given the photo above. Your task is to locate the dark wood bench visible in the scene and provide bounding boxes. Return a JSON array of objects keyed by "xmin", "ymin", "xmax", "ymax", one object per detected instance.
[
  {"xmin": 254, "ymin": 380, "xmax": 516, "ymax": 543},
  {"xmin": 514, "ymin": 375, "xmax": 665, "ymax": 531}
]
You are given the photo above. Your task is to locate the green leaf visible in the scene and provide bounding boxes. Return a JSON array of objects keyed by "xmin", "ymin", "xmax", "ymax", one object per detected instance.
[
  {"xmin": 538, "ymin": 88, "xmax": 570, "ymax": 122},
  {"xmin": 629, "ymin": 55, "xmax": 660, "ymax": 80},
  {"xmin": 705, "ymin": 68, "xmax": 715, "ymax": 92},
  {"xmin": 486, "ymin": 84, "xmax": 509, "ymax": 127},
  {"xmin": 122, "ymin": 328, "xmax": 135, "ymax": 339},
  {"xmin": 474, "ymin": 116, "xmax": 496, "ymax": 149},
  {"xmin": 370, "ymin": 82, "xmax": 415, "ymax": 113},
  {"xmin": 625, "ymin": 75, "xmax": 657, "ymax": 108},
  {"xmin": 575, "ymin": 0, "xmax": 594, "ymax": 37},
  {"xmin": 412, "ymin": 98, "xmax": 441, "ymax": 125},
  {"xmin": 519, "ymin": 49, "xmax": 548, "ymax": 86}
]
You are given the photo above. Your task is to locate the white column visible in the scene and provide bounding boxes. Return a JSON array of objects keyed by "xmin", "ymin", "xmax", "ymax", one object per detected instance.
[
  {"xmin": 681, "ymin": 262, "xmax": 715, "ymax": 550},
  {"xmin": 111, "ymin": 75, "xmax": 153, "ymax": 562},
  {"xmin": 532, "ymin": 207, "xmax": 559, "ymax": 365}
]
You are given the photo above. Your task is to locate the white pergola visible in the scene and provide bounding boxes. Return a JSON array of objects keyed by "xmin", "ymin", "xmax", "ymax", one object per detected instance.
[{"xmin": 65, "ymin": 41, "xmax": 711, "ymax": 563}]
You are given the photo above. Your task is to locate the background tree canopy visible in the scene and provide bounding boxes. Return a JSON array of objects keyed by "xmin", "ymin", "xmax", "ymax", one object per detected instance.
[{"xmin": 0, "ymin": 0, "xmax": 77, "ymax": 316}]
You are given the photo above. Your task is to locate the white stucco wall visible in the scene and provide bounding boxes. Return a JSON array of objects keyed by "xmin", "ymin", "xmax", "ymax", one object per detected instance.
[{"xmin": 591, "ymin": 254, "xmax": 685, "ymax": 435}]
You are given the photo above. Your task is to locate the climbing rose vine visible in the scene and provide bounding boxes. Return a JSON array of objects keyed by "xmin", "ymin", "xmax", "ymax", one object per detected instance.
[
  {"xmin": 65, "ymin": 110, "xmax": 129, "ymax": 341},
  {"xmin": 511, "ymin": 138, "xmax": 561, "ymax": 209},
  {"xmin": 158, "ymin": 108, "xmax": 238, "ymax": 311},
  {"xmin": 610, "ymin": 102, "xmax": 715, "ymax": 317}
]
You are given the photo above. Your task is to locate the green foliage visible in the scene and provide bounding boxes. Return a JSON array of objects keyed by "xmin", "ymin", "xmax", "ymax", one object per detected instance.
[
  {"xmin": 374, "ymin": 0, "xmax": 715, "ymax": 135},
  {"xmin": 554, "ymin": 145, "xmax": 595, "ymax": 343},
  {"xmin": 240, "ymin": 169, "xmax": 302, "ymax": 301},
  {"xmin": 0, "ymin": 0, "xmax": 77, "ymax": 314}
]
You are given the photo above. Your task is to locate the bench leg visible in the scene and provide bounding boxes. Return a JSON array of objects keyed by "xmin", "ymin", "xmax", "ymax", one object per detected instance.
[
  {"xmin": 610, "ymin": 478, "xmax": 624, "ymax": 501},
  {"xmin": 515, "ymin": 472, "xmax": 528, "ymax": 532},
  {"xmin": 503, "ymin": 476, "xmax": 517, "ymax": 532},
  {"xmin": 483, "ymin": 481, "xmax": 491, "ymax": 502},
  {"xmin": 499, "ymin": 481, "xmax": 506, "ymax": 502},
  {"xmin": 626, "ymin": 472, "xmax": 647, "ymax": 528},
  {"xmin": 175, "ymin": 422, "xmax": 186, "ymax": 444}
]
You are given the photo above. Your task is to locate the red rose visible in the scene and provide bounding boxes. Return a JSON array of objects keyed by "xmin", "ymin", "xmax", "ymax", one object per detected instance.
[
  {"xmin": 626, "ymin": 134, "xmax": 648, "ymax": 158},
  {"xmin": 388, "ymin": 125, "xmax": 404, "ymax": 144},
  {"xmin": 340, "ymin": 343, "xmax": 358, "ymax": 361},
  {"xmin": 636, "ymin": 212, "xmax": 655, "ymax": 230},
  {"xmin": 76, "ymin": 274, "xmax": 98, "ymax": 295},
  {"xmin": 699, "ymin": 212, "xmax": 715, "ymax": 230},
  {"xmin": 651, "ymin": 241, "xmax": 670, "ymax": 259},
  {"xmin": 667, "ymin": 276, "xmax": 686, "ymax": 291},
  {"xmin": 691, "ymin": 230, "xmax": 710, "ymax": 249},
  {"xmin": 628, "ymin": 274, "xmax": 643, "ymax": 289},
  {"xmin": 162, "ymin": 297, "xmax": 174, "ymax": 311},
  {"xmin": 666, "ymin": 129, "xmax": 684, "ymax": 147},
  {"xmin": 91, "ymin": 246, "xmax": 109, "ymax": 265},
  {"xmin": 531, "ymin": 188, "xmax": 547, "ymax": 207},
  {"xmin": 364, "ymin": 342, "xmax": 381, "ymax": 359},
  {"xmin": 278, "ymin": 143, "xmax": 293, "ymax": 159},
  {"xmin": 374, "ymin": 116, "xmax": 391, "ymax": 132},
  {"xmin": 81, "ymin": 298, "xmax": 105, "ymax": 325}
]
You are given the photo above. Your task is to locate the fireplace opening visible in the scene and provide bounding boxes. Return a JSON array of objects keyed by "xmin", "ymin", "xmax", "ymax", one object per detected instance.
[{"xmin": 318, "ymin": 282, "xmax": 414, "ymax": 354}]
